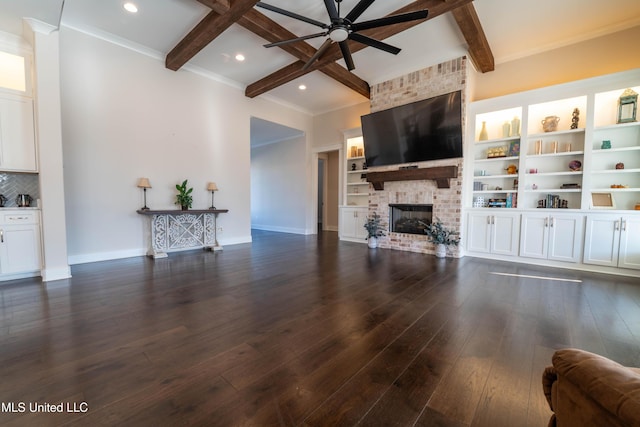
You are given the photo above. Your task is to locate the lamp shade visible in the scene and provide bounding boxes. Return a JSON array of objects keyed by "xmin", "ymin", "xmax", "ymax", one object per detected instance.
[
  {"xmin": 207, "ymin": 182, "xmax": 218, "ymax": 191},
  {"xmin": 137, "ymin": 177, "xmax": 151, "ymax": 188}
]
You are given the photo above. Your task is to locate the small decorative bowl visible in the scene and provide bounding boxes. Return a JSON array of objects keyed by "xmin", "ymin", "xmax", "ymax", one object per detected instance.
[{"xmin": 569, "ymin": 160, "xmax": 582, "ymax": 171}]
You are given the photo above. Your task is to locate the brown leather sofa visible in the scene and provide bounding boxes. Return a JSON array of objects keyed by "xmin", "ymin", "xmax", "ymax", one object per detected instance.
[{"xmin": 542, "ymin": 348, "xmax": 640, "ymax": 427}]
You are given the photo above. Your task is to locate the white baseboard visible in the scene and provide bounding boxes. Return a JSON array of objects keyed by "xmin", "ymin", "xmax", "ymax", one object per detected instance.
[
  {"xmin": 68, "ymin": 248, "xmax": 147, "ymax": 265},
  {"xmin": 251, "ymin": 224, "xmax": 307, "ymax": 235}
]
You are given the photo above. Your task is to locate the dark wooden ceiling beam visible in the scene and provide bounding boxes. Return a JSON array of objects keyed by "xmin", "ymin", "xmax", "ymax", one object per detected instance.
[
  {"xmin": 451, "ymin": 2, "xmax": 494, "ymax": 72},
  {"xmin": 166, "ymin": 0, "xmax": 259, "ymax": 71},
  {"xmin": 245, "ymin": 0, "xmax": 475, "ymax": 98},
  {"xmin": 238, "ymin": 9, "xmax": 370, "ymax": 98},
  {"xmin": 197, "ymin": 0, "xmax": 230, "ymax": 14}
]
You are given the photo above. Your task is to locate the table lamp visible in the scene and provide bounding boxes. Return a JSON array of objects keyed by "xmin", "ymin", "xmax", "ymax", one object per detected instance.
[{"xmin": 137, "ymin": 177, "xmax": 151, "ymax": 210}]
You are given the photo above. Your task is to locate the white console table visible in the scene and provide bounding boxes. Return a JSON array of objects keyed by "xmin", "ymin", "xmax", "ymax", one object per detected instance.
[{"xmin": 137, "ymin": 209, "xmax": 228, "ymax": 259}]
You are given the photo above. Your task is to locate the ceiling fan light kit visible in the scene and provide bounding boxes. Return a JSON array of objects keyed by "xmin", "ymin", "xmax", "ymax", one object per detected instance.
[{"xmin": 256, "ymin": 0, "xmax": 428, "ymax": 71}]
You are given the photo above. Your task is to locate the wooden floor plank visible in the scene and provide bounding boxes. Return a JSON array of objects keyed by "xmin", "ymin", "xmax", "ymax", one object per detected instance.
[{"xmin": 0, "ymin": 230, "xmax": 638, "ymax": 426}]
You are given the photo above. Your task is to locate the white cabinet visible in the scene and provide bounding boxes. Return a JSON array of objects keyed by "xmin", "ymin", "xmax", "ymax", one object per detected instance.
[
  {"xmin": 339, "ymin": 206, "xmax": 368, "ymax": 243},
  {"xmin": 520, "ymin": 213, "xmax": 584, "ymax": 262},
  {"xmin": 0, "ymin": 210, "xmax": 42, "ymax": 279},
  {"xmin": 466, "ymin": 212, "xmax": 520, "ymax": 256},
  {"xmin": 0, "ymin": 95, "xmax": 37, "ymax": 172},
  {"xmin": 583, "ymin": 214, "xmax": 640, "ymax": 270}
]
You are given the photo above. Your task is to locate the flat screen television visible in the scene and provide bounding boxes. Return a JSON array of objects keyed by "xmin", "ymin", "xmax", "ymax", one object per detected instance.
[{"xmin": 361, "ymin": 90, "xmax": 463, "ymax": 167}]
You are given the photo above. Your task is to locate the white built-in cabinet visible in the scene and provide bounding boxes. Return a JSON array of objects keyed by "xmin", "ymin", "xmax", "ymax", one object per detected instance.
[
  {"xmin": 0, "ymin": 209, "xmax": 41, "ymax": 279},
  {"xmin": 340, "ymin": 206, "xmax": 368, "ymax": 242},
  {"xmin": 466, "ymin": 212, "xmax": 520, "ymax": 256},
  {"xmin": 465, "ymin": 69, "xmax": 640, "ymax": 276},
  {"xmin": 583, "ymin": 214, "xmax": 640, "ymax": 270},
  {"xmin": 0, "ymin": 94, "xmax": 37, "ymax": 172},
  {"xmin": 519, "ymin": 213, "xmax": 584, "ymax": 263}
]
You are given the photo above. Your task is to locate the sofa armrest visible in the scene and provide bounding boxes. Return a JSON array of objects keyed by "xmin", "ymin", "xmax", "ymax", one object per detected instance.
[{"xmin": 552, "ymin": 348, "xmax": 640, "ymax": 425}]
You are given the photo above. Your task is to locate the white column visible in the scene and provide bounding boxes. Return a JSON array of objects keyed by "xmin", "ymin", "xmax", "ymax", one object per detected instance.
[{"xmin": 24, "ymin": 19, "xmax": 71, "ymax": 281}]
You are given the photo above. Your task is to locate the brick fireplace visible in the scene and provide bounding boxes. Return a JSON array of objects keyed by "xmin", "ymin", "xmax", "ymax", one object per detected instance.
[{"xmin": 366, "ymin": 57, "xmax": 466, "ymax": 257}]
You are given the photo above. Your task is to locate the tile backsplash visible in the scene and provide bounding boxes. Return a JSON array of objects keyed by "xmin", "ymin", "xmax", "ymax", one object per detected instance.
[{"xmin": 0, "ymin": 173, "xmax": 40, "ymax": 207}]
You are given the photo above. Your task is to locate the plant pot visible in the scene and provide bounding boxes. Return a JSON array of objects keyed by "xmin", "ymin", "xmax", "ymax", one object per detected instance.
[
  {"xmin": 435, "ymin": 243, "xmax": 447, "ymax": 258},
  {"xmin": 181, "ymin": 205, "xmax": 189, "ymax": 211},
  {"xmin": 367, "ymin": 236, "xmax": 378, "ymax": 249}
]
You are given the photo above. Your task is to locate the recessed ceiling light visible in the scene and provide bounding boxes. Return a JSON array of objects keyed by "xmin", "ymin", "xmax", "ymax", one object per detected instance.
[
  {"xmin": 123, "ymin": 2, "xmax": 138, "ymax": 13},
  {"xmin": 298, "ymin": 84, "xmax": 307, "ymax": 91},
  {"xmin": 235, "ymin": 54, "xmax": 245, "ymax": 62}
]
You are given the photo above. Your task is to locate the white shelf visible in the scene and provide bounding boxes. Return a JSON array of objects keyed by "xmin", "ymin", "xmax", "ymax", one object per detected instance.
[
  {"xmin": 591, "ymin": 188, "xmax": 640, "ymax": 192},
  {"xmin": 524, "ymin": 188, "xmax": 582, "ymax": 193},
  {"xmin": 473, "ymin": 174, "xmax": 518, "ymax": 179},
  {"xmin": 594, "ymin": 121, "xmax": 640, "ymax": 132},
  {"xmin": 473, "ymin": 190, "xmax": 518, "ymax": 194},
  {"xmin": 527, "ymin": 128, "xmax": 585, "ymax": 139},
  {"xmin": 525, "ymin": 171, "xmax": 583, "ymax": 177},
  {"xmin": 592, "ymin": 168, "xmax": 640, "ymax": 174},
  {"xmin": 475, "ymin": 156, "xmax": 519, "ymax": 163},
  {"xmin": 527, "ymin": 151, "xmax": 584, "ymax": 158},
  {"xmin": 592, "ymin": 146, "xmax": 640, "ymax": 154},
  {"xmin": 474, "ymin": 136, "xmax": 520, "ymax": 145}
]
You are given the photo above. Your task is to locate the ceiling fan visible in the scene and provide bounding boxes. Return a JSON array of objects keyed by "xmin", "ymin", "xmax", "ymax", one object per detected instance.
[{"xmin": 255, "ymin": 0, "xmax": 429, "ymax": 71}]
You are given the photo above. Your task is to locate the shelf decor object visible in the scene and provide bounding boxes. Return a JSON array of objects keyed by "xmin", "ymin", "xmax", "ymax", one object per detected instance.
[
  {"xmin": 591, "ymin": 192, "xmax": 616, "ymax": 209},
  {"xmin": 137, "ymin": 177, "xmax": 151, "ymax": 211},
  {"xmin": 207, "ymin": 182, "xmax": 218, "ymax": 210},
  {"xmin": 617, "ymin": 88, "xmax": 638, "ymax": 124}
]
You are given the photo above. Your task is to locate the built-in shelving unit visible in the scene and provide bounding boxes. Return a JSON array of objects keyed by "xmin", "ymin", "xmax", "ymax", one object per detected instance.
[
  {"xmin": 464, "ymin": 69, "xmax": 640, "ymax": 276},
  {"xmin": 340, "ymin": 130, "xmax": 369, "ymax": 243},
  {"xmin": 467, "ymin": 80, "xmax": 640, "ymax": 211},
  {"xmin": 345, "ymin": 135, "xmax": 368, "ymax": 207}
]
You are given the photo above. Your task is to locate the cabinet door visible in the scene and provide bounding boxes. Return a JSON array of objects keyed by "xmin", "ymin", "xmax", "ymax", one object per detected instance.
[
  {"xmin": 466, "ymin": 213, "xmax": 492, "ymax": 254},
  {"xmin": 339, "ymin": 208, "xmax": 358, "ymax": 239},
  {"xmin": 548, "ymin": 214, "xmax": 584, "ymax": 263},
  {"xmin": 0, "ymin": 224, "xmax": 41, "ymax": 274},
  {"xmin": 619, "ymin": 216, "xmax": 640, "ymax": 270},
  {"xmin": 0, "ymin": 96, "xmax": 37, "ymax": 172},
  {"xmin": 491, "ymin": 213, "xmax": 520, "ymax": 256},
  {"xmin": 354, "ymin": 208, "xmax": 369, "ymax": 240},
  {"xmin": 583, "ymin": 215, "xmax": 620, "ymax": 267},
  {"xmin": 519, "ymin": 213, "xmax": 549, "ymax": 260}
]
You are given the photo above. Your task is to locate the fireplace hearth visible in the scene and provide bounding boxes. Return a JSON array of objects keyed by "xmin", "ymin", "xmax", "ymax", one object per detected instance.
[{"xmin": 389, "ymin": 204, "xmax": 433, "ymax": 235}]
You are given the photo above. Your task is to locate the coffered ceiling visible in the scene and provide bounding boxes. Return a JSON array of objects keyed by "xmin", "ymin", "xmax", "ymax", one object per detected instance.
[{"xmin": 1, "ymin": 0, "xmax": 639, "ymax": 115}]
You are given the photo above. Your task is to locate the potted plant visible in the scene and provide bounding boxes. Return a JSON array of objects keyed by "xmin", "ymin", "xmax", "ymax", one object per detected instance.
[
  {"xmin": 423, "ymin": 218, "xmax": 460, "ymax": 258},
  {"xmin": 175, "ymin": 179, "xmax": 193, "ymax": 210},
  {"xmin": 363, "ymin": 212, "xmax": 385, "ymax": 248}
]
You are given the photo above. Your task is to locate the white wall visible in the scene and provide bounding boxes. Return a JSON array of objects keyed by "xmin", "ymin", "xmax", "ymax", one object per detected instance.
[
  {"xmin": 250, "ymin": 136, "xmax": 307, "ymax": 234},
  {"xmin": 59, "ymin": 27, "xmax": 314, "ymax": 263}
]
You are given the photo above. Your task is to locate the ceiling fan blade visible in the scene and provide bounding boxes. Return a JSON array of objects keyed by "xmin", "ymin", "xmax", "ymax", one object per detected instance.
[
  {"xmin": 339, "ymin": 41, "xmax": 355, "ymax": 71},
  {"xmin": 264, "ymin": 32, "xmax": 327, "ymax": 48},
  {"xmin": 349, "ymin": 32, "xmax": 400, "ymax": 55},
  {"xmin": 323, "ymin": 0, "xmax": 339, "ymax": 21},
  {"xmin": 351, "ymin": 9, "xmax": 428, "ymax": 32},
  {"xmin": 344, "ymin": 0, "xmax": 376, "ymax": 23},
  {"xmin": 302, "ymin": 38, "xmax": 333, "ymax": 71},
  {"xmin": 256, "ymin": 2, "xmax": 328, "ymax": 29}
]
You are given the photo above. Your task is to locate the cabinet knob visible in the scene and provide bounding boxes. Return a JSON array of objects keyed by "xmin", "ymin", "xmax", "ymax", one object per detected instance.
[
  {"xmin": 621, "ymin": 220, "xmax": 627, "ymax": 231},
  {"xmin": 0, "ymin": 229, "xmax": 3, "ymax": 243},
  {"xmin": 614, "ymin": 220, "xmax": 620, "ymax": 231}
]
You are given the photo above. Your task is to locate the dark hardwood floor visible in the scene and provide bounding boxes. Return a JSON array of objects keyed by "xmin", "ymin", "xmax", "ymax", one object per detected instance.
[{"xmin": 1, "ymin": 230, "xmax": 639, "ymax": 426}]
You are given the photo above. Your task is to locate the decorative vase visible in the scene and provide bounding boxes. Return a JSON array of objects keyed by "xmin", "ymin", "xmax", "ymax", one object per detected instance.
[
  {"xmin": 368, "ymin": 236, "xmax": 378, "ymax": 249},
  {"xmin": 502, "ymin": 122, "xmax": 511, "ymax": 138},
  {"xmin": 435, "ymin": 243, "xmax": 446, "ymax": 258},
  {"xmin": 511, "ymin": 116, "xmax": 520, "ymax": 136},
  {"xmin": 479, "ymin": 121, "xmax": 488, "ymax": 141}
]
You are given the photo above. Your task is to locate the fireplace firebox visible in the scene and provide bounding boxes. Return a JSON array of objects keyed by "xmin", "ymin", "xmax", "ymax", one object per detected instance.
[{"xmin": 389, "ymin": 204, "xmax": 433, "ymax": 235}]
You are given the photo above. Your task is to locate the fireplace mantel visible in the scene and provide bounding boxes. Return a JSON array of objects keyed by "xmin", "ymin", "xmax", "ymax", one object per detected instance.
[{"xmin": 366, "ymin": 166, "xmax": 459, "ymax": 190}]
